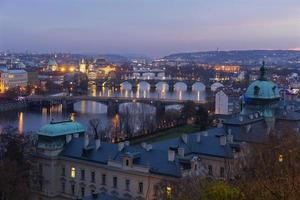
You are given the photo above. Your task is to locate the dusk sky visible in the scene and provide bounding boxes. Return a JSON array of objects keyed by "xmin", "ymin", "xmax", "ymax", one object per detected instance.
[{"xmin": 0, "ymin": 0, "xmax": 299, "ymax": 57}]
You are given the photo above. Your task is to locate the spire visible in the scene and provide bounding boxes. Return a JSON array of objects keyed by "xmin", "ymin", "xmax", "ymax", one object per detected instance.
[{"xmin": 259, "ymin": 61, "xmax": 266, "ymax": 80}]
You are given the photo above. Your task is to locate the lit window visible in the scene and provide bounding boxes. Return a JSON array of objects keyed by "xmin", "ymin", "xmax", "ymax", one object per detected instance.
[
  {"xmin": 71, "ymin": 167, "xmax": 76, "ymax": 178},
  {"xmin": 166, "ymin": 186, "xmax": 172, "ymax": 200}
]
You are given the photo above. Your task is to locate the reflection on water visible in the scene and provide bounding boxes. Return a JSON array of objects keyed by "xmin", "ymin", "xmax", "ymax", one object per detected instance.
[
  {"xmin": 0, "ymin": 82, "xmax": 207, "ymax": 134},
  {"xmin": 93, "ymin": 81, "xmax": 207, "ymax": 102}
]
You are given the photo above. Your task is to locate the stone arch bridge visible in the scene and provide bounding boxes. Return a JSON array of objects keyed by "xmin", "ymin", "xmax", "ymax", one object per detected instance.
[{"xmin": 26, "ymin": 95, "xmax": 207, "ymax": 116}]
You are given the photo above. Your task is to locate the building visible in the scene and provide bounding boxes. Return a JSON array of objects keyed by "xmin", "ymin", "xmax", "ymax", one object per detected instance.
[
  {"xmin": 47, "ymin": 59, "xmax": 59, "ymax": 72},
  {"xmin": 7, "ymin": 69, "xmax": 28, "ymax": 88},
  {"xmin": 79, "ymin": 59, "xmax": 87, "ymax": 74},
  {"xmin": 31, "ymin": 120, "xmax": 238, "ymax": 200},
  {"xmin": 0, "ymin": 66, "xmax": 9, "ymax": 93},
  {"xmin": 215, "ymin": 89, "xmax": 241, "ymax": 115}
]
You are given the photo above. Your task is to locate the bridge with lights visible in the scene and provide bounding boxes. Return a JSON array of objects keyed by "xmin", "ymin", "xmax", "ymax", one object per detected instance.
[{"xmin": 26, "ymin": 95, "xmax": 208, "ymax": 115}]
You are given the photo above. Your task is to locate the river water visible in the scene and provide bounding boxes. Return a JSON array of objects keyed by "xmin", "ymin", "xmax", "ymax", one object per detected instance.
[{"xmin": 0, "ymin": 83, "xmax": 206, "ymax": 134}]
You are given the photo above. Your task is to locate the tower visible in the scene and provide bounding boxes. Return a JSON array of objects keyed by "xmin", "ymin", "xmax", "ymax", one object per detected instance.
[{"xmin": 79, "ymin": 58, "xmax": 87, "ymax": 73}]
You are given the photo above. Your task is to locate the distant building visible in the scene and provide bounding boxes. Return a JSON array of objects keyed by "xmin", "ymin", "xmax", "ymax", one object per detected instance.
[
  {"xmin": 79, "ymin": 58, "xmax": 87, "ymax": 74},
  {"xmin": 7, "ymin": 69, "xmax": 28, "ymax": 88},
  {"xmin": 0, "ymin": 66, "xmax": 9, "ymax": 93},
  {"xmin": 47, "ymin": 59, "xmax": 58, "ymax": 71},
  {"xmin": 215, "ymin": 89, "xmax": 240, "ymax": 115}
]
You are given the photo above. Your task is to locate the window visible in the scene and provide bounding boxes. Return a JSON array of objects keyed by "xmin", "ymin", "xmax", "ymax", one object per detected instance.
[
  {"xmin": 113, "ymin": 177, "xmax": 118, "ymax": 188},
  {"xmin": 166, "ymin": 186, "xmax": 172, "ymax": 200},
  {"xmin": 91, "ymin": 171, "xmax": 95, "ymax": 183},
  {"xmin": 138, "ymin": 182, "xmax": 143, "ymax": 194},
  {"xmin": 81, "ymin": 187, "xmax": 85, "ymax": 197},
  {"xmin": 125, "ymin": 179, "xmax": 130, "ymax": 191},
  {"xmin": 126, "ymin": 159, "xmax": 129, "ymax": 166},
  {"xmin": 81, "ymin": 169, "xmax": 85, "ymax": 180},
  {"xmin": 61, "ymin": 182, "xmax": 65, "ymax": 193},
  {"xmin": 38, "ymin": 163, "xmax": 43, "ymax": 175},
  {"xmin": 208, "ymin": 165, "xmax": 213, "ymax": 176},
  {"xmin": 220, "ymin": 167, "xmax": 225, "ymax": 178},
  {"xmin": 71, "ymin": 184, "xmax": 75, "ymax": 195},
  {"xmin": 70, "ymin": 167, "xmax": 76, "ymax": 178},
  {"xmin": 61, "ymin": 166, "xmax": 66, "ymax": 176},
  {"xmin": 102, "ymin": 174, "xmax": 106, "ymax": 185}
]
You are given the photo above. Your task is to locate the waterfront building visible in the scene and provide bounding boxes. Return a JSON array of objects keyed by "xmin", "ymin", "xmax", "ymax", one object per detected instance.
[
  {"xmin": 7, "ymin": 69, "xmax": 28, "ymax": 88},
  {"xmin": 0, "ymin": 66, "xmax": 9, "ymax": 93}
]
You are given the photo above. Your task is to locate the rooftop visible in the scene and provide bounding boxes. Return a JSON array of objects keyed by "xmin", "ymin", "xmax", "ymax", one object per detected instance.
[{"xmin": 38, "ymin": 120, "xmax": 85, "ymax": 137}]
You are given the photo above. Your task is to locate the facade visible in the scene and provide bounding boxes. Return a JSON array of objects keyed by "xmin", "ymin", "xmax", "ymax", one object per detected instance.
[
  {"xmin": 79, "ymin": 59, "xmax": 87, "ymax": 74},
  {"xmin": 0, "ymin": 66, "xmax": 9, "ymax": 93},
  {"xmin": 32, "ymin": 121, "xmax": 238, "ymax": 200},
  {"xmin": 7, "ymin": 69, "xmax": 28, "ymax": 88}
]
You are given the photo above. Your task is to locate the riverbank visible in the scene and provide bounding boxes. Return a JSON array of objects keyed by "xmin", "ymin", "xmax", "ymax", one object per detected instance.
[
  {"xmin": 130, "ymin": 124, "xmax": 201, "ymax": 144},
  {"xmin": 0, "ymin": 100, "xmax": 27, "ymax": 112}
]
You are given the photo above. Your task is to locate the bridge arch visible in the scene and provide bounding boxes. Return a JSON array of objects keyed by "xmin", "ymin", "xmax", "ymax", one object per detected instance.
[
  {"xmin": 155, "ymin": 81, "xmax": 169, "ymax": 92},
  {"xmin": 137, "ymin": 81, "xmax": 151, "ymax": 90},
  {"xmin": 192, "ymin": 82, "xmax": 206, "ymax": 91},
  {"xmin": 120, "ymin": 81, "xmax": 132, "ymax": 90},
  {"xmin": 174, "ymin": 82, "xmax": 187, "ymax": 91},
  {"xmin": 211, "ymin": 82, "xmax": 224, "ymax": 92}
]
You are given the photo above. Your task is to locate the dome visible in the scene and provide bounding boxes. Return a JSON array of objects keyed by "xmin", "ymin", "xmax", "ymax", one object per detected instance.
[
  {"xmin": 245, "ymin": 80, "xmax": 280, "ymax": 100},
  {"xmin": 38, "ymin": 120, "xmax": 85, "ymax": 137},
  {"xmin": 48, "ymin": 59, "xmax": 58, "ymax": 66},
  {"xmin": 211, "ymin": 82, "xmax": 224, "ymax": 92},
  {"xmin": 244, "ymin": 62, "xmax": 280, "ymax": 102}
]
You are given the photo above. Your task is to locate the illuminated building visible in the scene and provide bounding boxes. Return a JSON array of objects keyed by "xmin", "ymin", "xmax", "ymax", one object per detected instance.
[
  {"xmin": 79, "ymin": 58, "xmax": 87, "ymax": 73},
  {"xmin": 0, "ymin": 66, "xmax": 9, "ymax": 93},
  {"xmin": 7, "ymin": 69, "xmax": 28, "ymax": 88},
  {"xmin": 214, "ymin": 65, "xmax": 240, "ymax": 73},
  {"xmin": 47, "ymin": 59, "xmax": 58, "ymax": 71}
]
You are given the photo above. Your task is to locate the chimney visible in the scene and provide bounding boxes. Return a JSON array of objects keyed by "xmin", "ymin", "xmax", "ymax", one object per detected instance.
[
  {"xmin": 125, "ymin": 141, "xmax": 130, "ymax": 146},
  {"xmin": 239, "ymin": 116, "xmax": 244, "ymax": 122},
  {"xmin": 196, "ymin": 133, "xmax": 201, "ymax": 143},
  {"xmin": 66, "ymin": 134, "xmax": 72, "ymax": 143},
  {"xmin": 202, "ymin": 131, "xmax": 208, "ymax": 136},
  {"xmin": 227, "ymin": 133, "xmax": 233, "ymax": 144},
  {"xmin": 220, "ymin": 135, "xmax": 227, "ymax": 146},
  {"xmin": 146, "ymin": 144, "xmax": 152, "ymax": 152},
  {"xmin": 95, "ymin": 138, "xmax": 101, "ymax": 150},
  {"xmin": 141, "ymin": 142, "xmax": 147, "ymax": 149},
  {"xmin": 168, "ymin": 149, "xmax": 175, "ymax": 162},
  {"xmin": 181, "ymin": 134, "xmax": 188, "ymax": 144},
  {"xmin": 84, "ymin": 133, "xmax": 89, "ymax": 149},
  {"xmin": 178, "ymin": 147, "xmax": 185, "ymax": 157},
  {"xmin": 118, "ymin": 142, "xmax": 125, "ymax": 151}
]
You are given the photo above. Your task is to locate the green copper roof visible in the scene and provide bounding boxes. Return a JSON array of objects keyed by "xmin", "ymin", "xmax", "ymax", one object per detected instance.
[
  {"xmin": 245, "ymin": 80, "xmax": 280, "ymax": 99},
  {"xmin": 48, "ymin": 59, "xmax": 58, "ymax": 66},
  {"xmin": 38, "ymin": 120, "xmax": 85, "ymax": 137},
  {"xmin": 245, "ymin": 62, "xmax": 280, "ymax": 100}
]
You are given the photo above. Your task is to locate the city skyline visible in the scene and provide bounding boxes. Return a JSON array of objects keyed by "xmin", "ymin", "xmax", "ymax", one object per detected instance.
[{"xmin": 0, "ymin": 0, "xmax": 300, "ymax": 57}]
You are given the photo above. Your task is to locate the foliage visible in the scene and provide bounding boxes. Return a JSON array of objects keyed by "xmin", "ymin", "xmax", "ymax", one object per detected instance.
[
  {"xmin": 0, "ymin": 128, "xmax": 31, "ymax": 200},
  {"xmin": 181, "ymin": 100, "xmax": 196, "ymax": 120},
  {"xmin": 201, "ymin": 182, "xmax": 244, "ymax": 200}
]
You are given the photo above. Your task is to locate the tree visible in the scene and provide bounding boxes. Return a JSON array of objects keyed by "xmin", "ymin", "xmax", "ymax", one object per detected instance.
[
  {"xmin": 195, "ymin": 106, "xmax": 209, "ymax": 130},
  {"xmin": 156, "ymin": 177, "xmax": 244, "ymax": 200},
  {"xmin": 237, "ymin": 127, "xmax": 300, "ymax": 200},
  {"xmin": 0, "ymin": 128, "xmax": 31, "ymax": 200},
  {"xmin": 89, "ymin": 119, "xmax": 106, "ymax": 140},
  {"xmin": 182, "ymin": 101, "xmax": 196, "ymax": 120}
]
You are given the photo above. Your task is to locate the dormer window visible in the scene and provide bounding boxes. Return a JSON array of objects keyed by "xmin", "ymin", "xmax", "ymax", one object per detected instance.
[{"xmin": 254, "ymin": 85, "xmax": 260, "ymax": 96}]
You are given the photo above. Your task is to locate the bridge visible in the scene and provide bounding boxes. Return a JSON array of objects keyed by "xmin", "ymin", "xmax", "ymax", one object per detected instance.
[
  {"xmin": 26, "ymin": 95, "xmax": 208, "ymax": 115},
  {"xmin": 95, "ymin": 78, "xmax": 209, "ymax": 92}
]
